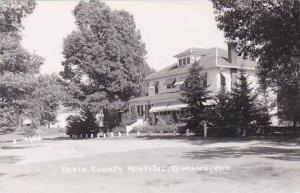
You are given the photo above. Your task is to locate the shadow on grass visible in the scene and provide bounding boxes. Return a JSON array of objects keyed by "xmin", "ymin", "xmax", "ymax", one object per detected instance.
[
  {"xmin": 1, "ymin": 145, "xmax": 42, "ymax": 150},
  {"xmin": 13, "ymin": 173, "xmax": 40, "ymax": 178},
  {"xmin": 42, "ymin": 137, "xmax": 103, "ymax": 141},
  {"xmin": 183, "ymin": 146, "xmax": 300, "ymax": 161},
  {"xmin": 136, "ymin": 135, "xmax": 300, "ymax": 146},
  {"xmin": 136, "ymin": 135, "xmax": 255, "ymax": 146},
  {"xmin": 0, "ymin": 155, "xmax": 22, "ymax": 164},
  {"xmin": 42, "ymin": 137, "xmax": 74, "ymax": 141}
]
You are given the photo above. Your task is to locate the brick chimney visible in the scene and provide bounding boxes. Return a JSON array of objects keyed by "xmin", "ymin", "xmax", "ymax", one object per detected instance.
[{"xmin": 228, "ymin": 42, "xmax": 237, "ymax": 64}]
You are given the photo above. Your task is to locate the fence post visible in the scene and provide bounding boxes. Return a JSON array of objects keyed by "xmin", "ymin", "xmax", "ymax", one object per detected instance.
[
  {"xmin": 186, "ymin": 129, "xmax": 190, "ymax": 137},
  {"xmin": 204, "ymin": 122, "xmax": 207, "ymax": 138}
]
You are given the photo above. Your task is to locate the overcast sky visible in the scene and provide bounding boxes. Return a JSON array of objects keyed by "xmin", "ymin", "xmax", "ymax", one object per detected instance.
[{"xmin": 22, "ymin": 0, "xmax": 227, "ymax": 74}]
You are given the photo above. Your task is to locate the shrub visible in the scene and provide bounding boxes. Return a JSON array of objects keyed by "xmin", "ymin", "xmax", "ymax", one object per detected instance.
[
  {"xmin": 133, "ymin": 123, "xmax": 183, "ymax": 134},
  {"xmin": 120, "ymin": 112, "xmax": 137, "ymax": 127},
  {"xmin": 112, "ymin": 126, "xmax": 126, "ymax": 134}
]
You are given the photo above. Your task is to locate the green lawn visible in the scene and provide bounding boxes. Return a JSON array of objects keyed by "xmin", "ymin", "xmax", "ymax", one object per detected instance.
[{"xmin": 0, "ymin": 135, "xmax": 300, "ymax": 193}]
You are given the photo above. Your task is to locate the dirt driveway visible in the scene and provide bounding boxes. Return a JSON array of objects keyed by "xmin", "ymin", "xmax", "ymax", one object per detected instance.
[{"xmin": 0, "ymin": 136, "xmax": 299, "ymax": 193}]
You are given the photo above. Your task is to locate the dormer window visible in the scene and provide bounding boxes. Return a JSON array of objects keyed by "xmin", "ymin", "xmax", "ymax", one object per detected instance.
[
  {"xmin": 178, "ymin": 57, "xmax": 190, "ymax": 67},
  {"xmin": 187, "ymin": 57, "xmax": 190, "ymax": 64},
  {"xmin": 183, "ymin": 58, "xmax": 186, "ymax": 65},
  {"xmin": 179, "ymin": 59, "xmax": 182, "ymax": 66}
]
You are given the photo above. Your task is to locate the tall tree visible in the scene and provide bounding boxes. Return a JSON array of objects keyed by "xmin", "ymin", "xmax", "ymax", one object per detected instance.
[
  {"xmin": 66, "ymin": 106, "xmax": 99, "ymax": 137},
  {"xmin": 60, "ymin": 0, "xmax": 151, "ymax": 129},
  {"xmin": 0, "ymin": 0, "xmax": 43, "ymax": 129},
  {"xmin": 229, "ymin": 69, "xmax": 270, "ymax": 135},
  {"xmin": 211, "ymin": 0, "xmax": 300, "ymax": 125},
  {"xmin": 181, "ymin": 62, "xmax": 211, "ymax": 134},
  {"xmin": 212, "ymin": 86, "xmax": 233, "ymax": 128}
]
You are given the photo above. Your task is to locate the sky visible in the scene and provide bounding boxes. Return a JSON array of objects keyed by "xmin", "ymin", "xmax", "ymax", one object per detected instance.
[{"xmin": 22, "ymin": 0, "xmax": 227, "ymax": 74}]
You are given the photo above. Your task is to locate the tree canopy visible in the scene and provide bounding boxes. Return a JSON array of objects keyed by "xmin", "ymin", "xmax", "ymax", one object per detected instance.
[
  {"xmin": 61, "ymin": 0, "xmax": 151, "ymax": 112},
  {"xmin": 211, "ymin": 0, "xmax": 300, "ymax": 126},
  {"xmin": 211, "ymin": 0, "xmax": 300, "ymax": 88},
  {"xmin": 0, "ymin": 0, "xmax": 44, "ymax": 128}
]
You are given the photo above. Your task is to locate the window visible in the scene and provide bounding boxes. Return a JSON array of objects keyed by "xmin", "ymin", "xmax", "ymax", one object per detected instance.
[
  {"xmin": 179, "ymin": 59, "xmax": 182, "ymax": 66},
  {"xmin": 183, "ymin": 58, "xmax": 187, "ymax": 65},
  {"xmin": 137, "ymin": 105, "xmax": 140, "ymax": 117},
  {"xmin": 154, "ymin": 81, "xmax": 159, "ymax": 94},
  {"xmin": 141, "ymin": 105, "xmax": 144, "ymax": 116},
  {"xmin": 167, "ymin": 84, "xmax": 176, "ymax": 89},
  {"xmin": 220, "ymin": 72, "xmax": 226, "ymax": 87},
  {"xmin": 231, "ymin": 68, "xmax": 237, "ymax": 89},
  {"xmin": 164, "ymin": 78, "xmax": 176, "ymax": 89},
  {"xmin": 187, "ymin": 57, "xmax": 190, "ymax": 64}
]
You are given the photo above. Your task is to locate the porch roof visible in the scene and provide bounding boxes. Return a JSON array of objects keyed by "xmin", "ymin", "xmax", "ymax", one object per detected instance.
[
  {"xmin": 130, "ymin": 92, "xmax": 182, "ymax": 103},
  {"xmin": 149, "ymin": 103, "xmax": 188, "ymax": 113}
]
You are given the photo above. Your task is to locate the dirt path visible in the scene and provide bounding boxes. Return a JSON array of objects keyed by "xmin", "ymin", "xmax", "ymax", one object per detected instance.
[{"xmin": 1, "ymin": 137, "xmax": 299, "ymax": 193}]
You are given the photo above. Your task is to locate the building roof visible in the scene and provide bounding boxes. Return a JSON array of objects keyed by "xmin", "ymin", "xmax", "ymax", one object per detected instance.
[
  {"xmin": 174, "ymin": 47, "xmax": 208, "ymax": 58},
  {"xmin": 146, "ymin": 47, "xmax": 257, "ymax": 80}
]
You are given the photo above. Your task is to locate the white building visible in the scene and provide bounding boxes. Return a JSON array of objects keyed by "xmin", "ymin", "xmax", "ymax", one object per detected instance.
[{"xmin": 129, "ymin": 44, "xmax": 277, "ymax": 124}]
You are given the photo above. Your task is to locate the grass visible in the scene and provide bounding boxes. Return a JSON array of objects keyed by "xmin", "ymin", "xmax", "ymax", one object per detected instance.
[{"xmin": 0, "ymin": 135, "xmax": 300, "ymax": 193}]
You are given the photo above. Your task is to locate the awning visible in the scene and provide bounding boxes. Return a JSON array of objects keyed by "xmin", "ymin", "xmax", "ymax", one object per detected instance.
[
  {"xmin": 163, "ymin": 78, "xmax": 176, "ymax": 85},
  {"xmin": 174, "ymin": 81, "xmax": 185, "ymax": 86},
  {"xmin": 149, "ymin": 106, "xmax": 168, "ymax": 113},
  {"xmin": 149, "ymin": 103, "xmax": 188, "ymax": 113},
  {"xmin": 166, "ymin": 104, "xmax": 188, "ymax": 111}
]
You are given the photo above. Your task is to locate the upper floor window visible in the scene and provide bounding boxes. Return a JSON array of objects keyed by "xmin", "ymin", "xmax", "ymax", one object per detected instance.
[
  {"xmin": 154, "ymin": 81, "xmax": 159, "ymax": 94},
  {"xmin": 220, "ymin": 72, "xmax": 226, "ymax": 87},
  {"xmin": 230, "ymin": 68, "xmax": 238, "ymax": 89},
  {"xmin": 179, "ymin": 59, "xmax": 183, "ymax": 66},
  {"xmin": 183, "ymin": 58, "xmax": 187, "ymax": 65},
  {"xmin": 164, "ymin": 78, "xmax": 176, "ymax": 89},
  {"xmin": 187, "ymin": 57, "xmax": 190, "ymax": 64}
]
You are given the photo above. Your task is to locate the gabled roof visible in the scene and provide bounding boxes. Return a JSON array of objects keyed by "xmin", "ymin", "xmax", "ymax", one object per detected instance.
[
  {"xmin": 146, "ymin": 63, "xmax": 189, "ymax": 80},
  {"xmin": 146, "ymin": 47, "xmax": 257, "ymax": 80},
  {"xmin": 174, "ymin": 47, "xmax": 208, "ymax": 58}
]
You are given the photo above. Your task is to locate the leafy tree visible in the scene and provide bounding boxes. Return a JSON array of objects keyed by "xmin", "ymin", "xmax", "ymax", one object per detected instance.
[
  {"xmin": 66, "ymin": 107, "xmax": 99, "ymax": 136},
  {"xmin": 0, "ymin": 0, "xmax": 43, "ymax": 130},
  {"xmin": 60, "ymin": 0, "xmax": 151, "ymax": 130},
  {"xmin": 181, "ymin": 62, "xmax": 211, "ymax": 134},
  {"xmin": 29, "ymin": 74, "xmax": 64, "ymax": 128},
  {"xmin": 0, "ymin": 0, "xmax": 36, "ymax": 34},
  {"xmin": 211, "ymin": 0, "xmax": 300, "ymax": 126},
  {"xmin": 277, "ymin": 79, "xmax": 300, "ymax": 126}
]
